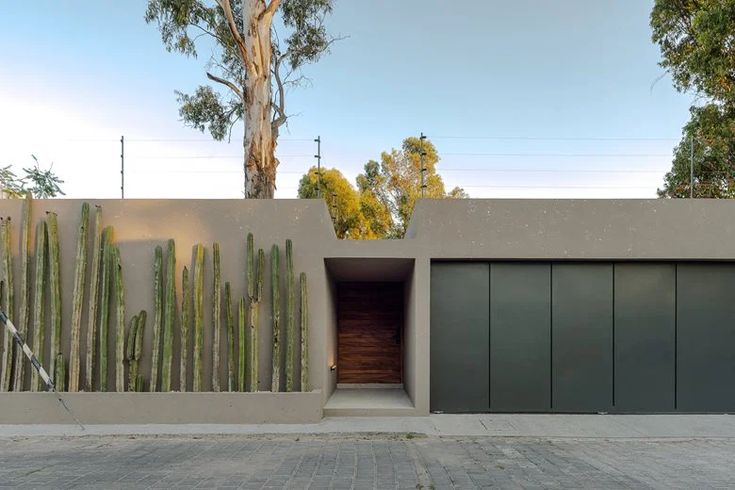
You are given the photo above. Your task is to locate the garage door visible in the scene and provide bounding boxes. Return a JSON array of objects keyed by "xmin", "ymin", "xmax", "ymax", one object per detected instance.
[{"xmin": 430, "ymin": 262, "xmax": 734, "ymax": 413}]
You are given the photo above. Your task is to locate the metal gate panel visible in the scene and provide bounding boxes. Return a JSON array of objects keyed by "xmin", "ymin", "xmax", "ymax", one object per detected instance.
[
  {"xmin": 430, "ymin": 263, "xmax": 489, "ymax": 412},
  {"xmin": 551, "ymin": 263, "xmax": 613, "ymax": 412},
  {"xmin": 490, "ymin": 263, "xmax": 551, "ymax": 412},
  {"xmin": 614, "ymin": 264, "xmax": 676, "ymax": 412},
  {"xmin": 677, "ymin": 264, "xmax": 735, "ymax": 412}
]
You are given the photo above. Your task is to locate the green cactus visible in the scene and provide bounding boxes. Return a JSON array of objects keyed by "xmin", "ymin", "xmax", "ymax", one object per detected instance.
[
  {"xmin": 271, "ymin": 244, "xmax": 281, "ymax": 392},
  {"xmin": 12, "ymin": 194, "xmax": 31, "ymax": 391},
  {"xmin": 112, "ymin": 246, "xmax": 125, "ymax": 392},
  {"xmin": 238, "ymin": 297, "xmax": 246, "ymax": 391},
  {"xmin": 54, "ymin": 352, "xmax": 65, "ymax": 392},
  {"xmin": 161, "ymin": 239, "xmax": 176, "ymax": 391},
  {"xmin": 180, "ymin": 266, "xmax": 190, "ymax": 391},
  {"xmin": 126, "ymin": 310, "xmax": 146, "ymax": 392},
  {"xmin": 68, "ymin": 202, "xmax": 89, "ymax": 392},
  {"xmin": 212, "ymin": 242, "xmax": 221, "ymax": 392},
  {"xmin": 149, "ymin": 245, "xmax": 163, "ymax": 391},
  {"xmin": 30, "ymin": 220, "xmax": 46, "ymax": 392},
  {"xmin": 134, "ymin": 311, "xmax": 146, "ymax": 392},
  {"xmin": 285, "ymin": 239, "xmax": 295, "ymax": 392},
  {"xmin": 193, "ymin": 244, "xmax": 204, "ymax": 391},
  {"xmin": 0, "ymin": 218, "xmax": 12, "ymax": 392},
  {"xmin": 248, "ymin": 247, "xmax": 264, "ymax": 392},
  {"xmin": 84, "ymin": 205, "xmax": 103, "ymax": 391},
  {"xmin": 300, "ymin": 272, "xmax": 309, "ymax": 392},
  {"xmin": 46, "ymin": 212, "xmax": 62, "ymax": 390},
  {"xmin": 224, "ymin": 282, "xmax": 234, "ymax": 391},
  {"xmin": 98, "ymin": 227, "xmax": 113, "ymax": 392}
]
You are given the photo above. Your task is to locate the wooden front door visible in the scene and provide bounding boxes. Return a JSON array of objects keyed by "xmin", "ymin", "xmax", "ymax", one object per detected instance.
[{"xmin": 337, "ymin": 282, "xmax": 403, "ymax": 384}]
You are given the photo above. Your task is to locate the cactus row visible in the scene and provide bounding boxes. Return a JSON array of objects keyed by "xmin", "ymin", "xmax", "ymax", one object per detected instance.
[
  {"xmin": 0, "ymin": 218, "xmax": 12, "ymax": 391},
  {"xmin": 30, "ymin": 220, "xmax": 46, "ymax": 392},
  {"xmin": 84, "ymin": 205, "xmax": 103, "ymax": 391},
  {"xmin": 285, "ymin": 239, "xmax": 295, "ymax": 392},
  {"xmin": 300, "ymin": 272, "xmax": 309, "ymax": 392},
  {"xmin": 225, "ymin": 281, "xmax": 234, "ymax": 391},
  {"xmin": 149, "ymin": 245, "xmax": 163, "ymax": 391},
  {"xmin": 12, "ymin": 194, "xmax": 32, "ymax": 391},
  {"xmin": 68, "ymin": 202, "xmax": 89, "ymax": 392},
  {"xmin": 46, "ymin": 212, "xmax": 62, "ymax": 390},
  {"xmin": 193, "ymin": 244, "xmax": 204, "ymax": 392},
  {"xmin": 98, "ymin": 227, "xmax": 114, "ymax": 392},
  {"xmin": 271, "ymin": 244, "xmax": 281, "ymax": 392},
  {"xmin": 180, "ymin": 266, "xmax": 190, "ymax": 391},
  {"xmin": 212, "ymin": 242, "xmax": 221, "ymax": 392},
  {"xmin": 161, "ymin": 239, "xmax": 175, "ymax": 391}
]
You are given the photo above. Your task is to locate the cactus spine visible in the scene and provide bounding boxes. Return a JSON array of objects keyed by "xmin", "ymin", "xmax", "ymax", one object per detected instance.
[
  {"xmin": 300, "ymin": 272, "xmax": 309, "ymax": 392},
  {"xmin": 149, "ymin": 245, "xmax": 163, "ymax": 391},
  {"xmin": 271, "ymin": 244, "xmax": 281, "ymax": 392},
  {"xmin": 193, "ymin": 244, "xmax": 204, "ymax": 391},
  {"xmin": 285, "ymin": 239, "xmax": 295, "ymax": 392},
  {"xmin": 248, "ymin": 247, "xmax": 264, "ymax": 392},
  {"xmin": 47, "ymin": 212, "xmax": 62, "ymax": 390},
  {"xmin": 180, "ymin": 266, "xmax": 190, "ymax": 391},
  {"xmin": 98, "ymin": 227, "xmax": 113, "ymax": 392},
  {"xmin": 112, "ymin": 246, "xmax": 125, "ymax": 392},
  {"xmin": 84, "ymin": 205, "xmax": 102, "ymax": 391},
  {"xmin": 68, "ymin": 202, "xmax": 89, "ymax": 392},
  {"xmin": 211, "ymin": 242, "xmax": 221, "ymax": 392},
  {"xmin": 225, "ymin": 282, "xmax": 235, "ymax": 391},
  {"xmin": 12, "ymin": 194, "xmax": 31, "ymax": 391},
  {"xmin": 161, "ymin": 239, "xmax": 176, "ymax": 391},
  {"xmin": 0, "ymin": 218, "xmax": 12, "ymax": 391},
  {"xmin": 30, "ymin": 220, "xmax": 46, "ymax": 392},
  {"xmin": 238, "ymin": 297, "xmax": 246, "ymax": 391}
]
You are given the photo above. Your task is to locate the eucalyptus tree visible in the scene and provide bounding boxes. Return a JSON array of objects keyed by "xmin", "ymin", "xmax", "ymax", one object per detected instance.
[{"xmin": 146, "ymin": 0, "xmax": 336, "ymax": 198}]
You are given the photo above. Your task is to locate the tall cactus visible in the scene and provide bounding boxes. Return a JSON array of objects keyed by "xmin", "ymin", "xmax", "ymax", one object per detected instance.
[
  {"xmin": 30, "ymin": 220, "xmax": 46, "ymax": 392},
  {"xmin": 46, "ymin": 212, "xmax": 62, "ymax": 390},
  {"xmin": 211, "ymin": 242, "xmax": 221, "ymax": 392},
  {"xmin": 113, "ymin": 246, "xmax": 125, "ymax": 392},
  {"xmin": 161, "ymin": 239, "xmax": 176, "ymax": 391},
  {"xmin": 300, "ymin": 272, "xmax": 309, "ymax": 392},
  {"xmin": 285, "ymin": 239, "xmax": 295, "ymax": 392},
  {"xmin": 149, "ymin": 245, "xmax": 163, "ymax": 391},
  {"xmin": 193, "ymin": 244, "xmax": 204, "ymax": 391},
  {"xmin": 238, "ymin": 296, "xmax": 246, "ymax": 391},
  {"xmin": 248, "ymin": 247, "xmax": 264, "ymax": 392},
  {"xmin": 126, "ymin": 311, "xmax": 146, "ymax": 392},
  {"xmin": 0, "ymin": 218, "xmax": 12, "ymax": 392},
  {"xmin": 98, "ymin": 227, "xmax": 113, "ymax": 392},
  {"xmin": 84, "ymin": 205, "xmax": 103, "ymax": 391},
  {"xmin": 68, "ymin": 202, "xmax": 89, "ymax": 392},
  {"xmin": 134, "ymin": 311, "xmax": 146, "ymax": 392},
  {"xmin": 180, "ymin": 266, "xmax": 190, "ymax": 391},
  {"xmin": 271, "ymin": 244, "xmax": 281, "ymax": 392},
  {"xmin": 54, "ymin": 352, "xmax": 65, "ymax": 393},
  {"xmin": 12, "ymin": 194, "xmax": 32, "ymax": 391},
  {"xmin": 225, "ymin": 282, "xmax": 235, "ymax": 391}
]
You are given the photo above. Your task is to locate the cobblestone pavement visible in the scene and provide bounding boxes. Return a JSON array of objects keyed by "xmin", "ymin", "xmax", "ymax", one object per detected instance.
[{"xmin": 0, "ymin": 434, "xmax": 733, "ymax": 489}]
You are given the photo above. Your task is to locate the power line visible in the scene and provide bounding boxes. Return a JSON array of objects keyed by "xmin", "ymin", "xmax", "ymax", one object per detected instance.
[
  {"xmin": 460, "ymin": 184, "xmax": 655, "ymax": 190},
  {"xmin": 442, "ymin": 152, "xmax": 671, "ymax": 157},
  {"xmin": 432, "ymin": 135, "xmax": 679, "ymax": 141},
  {"xmin": 440, "ymin": 168, "xmax": 666, "ymax": 174}
]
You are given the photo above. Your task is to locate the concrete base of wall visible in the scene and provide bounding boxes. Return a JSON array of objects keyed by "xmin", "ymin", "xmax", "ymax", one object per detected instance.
[
  {"xmin": 0, "ymin": 391, "xmax": 323, "ymax": 424},
  {"xmin": 323, "ymin": 388, "xmax": 418, "ymax": 417}
]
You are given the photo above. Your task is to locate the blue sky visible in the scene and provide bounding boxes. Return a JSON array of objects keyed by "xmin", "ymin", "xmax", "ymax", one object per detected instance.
[{"xmin": 0, "ymin": 1, "xmax": 694, "ymax": 198}]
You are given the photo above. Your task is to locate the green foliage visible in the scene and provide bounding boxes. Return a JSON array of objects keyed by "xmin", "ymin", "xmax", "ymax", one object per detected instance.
[
  {"xmin": 651, "ymin": 0, "xmax": 735, "ymax": 104},
  {"xmin": 0, "ymin": 156, "xmax": 65, "ymax": 198},
  {"xmin": 658, "ymin": 104, "xmax": 735, "ymax": 198}
]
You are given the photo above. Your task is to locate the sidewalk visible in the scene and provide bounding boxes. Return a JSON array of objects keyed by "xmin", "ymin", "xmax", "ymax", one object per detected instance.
[{"xmin": 2, "ymin": 414, "xmax": 735, "ymax": 439}]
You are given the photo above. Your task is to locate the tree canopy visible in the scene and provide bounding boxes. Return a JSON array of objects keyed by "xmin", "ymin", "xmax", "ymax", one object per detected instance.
[{"xmin": 0, "ymin": 155, "xmax": 65, "ymax": 199}]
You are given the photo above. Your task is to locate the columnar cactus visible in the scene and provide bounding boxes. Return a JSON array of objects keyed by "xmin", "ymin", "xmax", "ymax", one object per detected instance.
[
  {"xmin": 271, "ymin": 244, "xmax": 281, "ymax": 392},
  {"xmin": 149, "ymin": 245, "xmax": 163, "ymax": 391},
  {"xmin": 238, "ymin": 297, "xmax": 246, "ymax": 391},
  {"xmin": 285, "ymin": 239, "xmax": 295, "ymax": 392},
  {"xmin": 193, "ymin": 244, "xmax": 204, "ymax": 391},
  {"xmin": 46, "ymin": 212, "xmax": 62, "ymax": 390},
  {"xmin": 180, "ymin": 266, "xmax": 190, "ymax": 391},
  {"xmin": 98, "ymin": 227, "xmax": 114, "ymax": 392},
  {"xmin": 134, "ymin": 311, "xmax": 146, "ymax": 392},
  {"xmin": 54, "ymin": 352, "xmax": 65, "ymax": 392},
  {"xmin": 212, "ymin": 242, "xmax": 221, "ymax": 392},
  {"xmin": 84, "ymin": 205, "xmax": 103, "ymax": 391},
  {"xmin": 126, "ymin": 311, "xmax": 146, "ymax": 392},
  {"xmin": 12, "ymin": 194, "xmax": 31, "ymax": 391},
  {"xmin": 300, "ymin": 272, "xmax": 309, "ymax": 392},
  {"xmin": 248, "ymin": 247, "xmax": 264, "ymax": 392},
  {"xmin": 30, "ymin": 220, "xmax": 46, "ymax": 392},
  {"xmin": 161, "ymin": 239, "xmax": 175, "ymax": 391},
  {"xmin": 68, "ymin": 202, "xmax": 89, "ymax": 392},
  {"xmin": 113, "ymin": 246, "xmax": 125, "ymax": 392},
  {"xmin": 0, "ymin": 218, "xmax": 12, "ymax": 392},
  {"xmin": 224, "ymin": 281, "xmax": 234, "ymax": 391}
]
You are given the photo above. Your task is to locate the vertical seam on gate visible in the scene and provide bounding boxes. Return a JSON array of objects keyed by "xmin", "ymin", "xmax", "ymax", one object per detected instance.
[
  {"xmin": 612, "ymin": 264, "xmax": 616, "ymax": 409},
  {"xmin": 549, "ymin": 263, "xmax": 553, "ymax": 411},
  {"xmin": 674, "ymin": 264, "xmax": 678, "ymax": 410}
]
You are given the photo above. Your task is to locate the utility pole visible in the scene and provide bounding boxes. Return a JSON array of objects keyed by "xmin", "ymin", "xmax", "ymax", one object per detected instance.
[
  {"xmin": 419, "ymin": 132, "xmax": 427, "ymax": 198},
  {"xmin": 314, "ymin": 136, "xmax": 322, "ymax": 198},
  {"xmin": 689, "ymin": 134, "xmax": 694, "ymax": 199},
  {"xmin": 120, "ymin": 135, "xmax": 125, "ymax": 199}
]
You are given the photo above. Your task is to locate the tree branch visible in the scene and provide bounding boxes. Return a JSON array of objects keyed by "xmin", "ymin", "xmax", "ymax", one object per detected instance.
[
  {"xmin": 260, "ymin": 0, "xmax": 282, "ymax": 20},
  {"xmin": 216, "ymin": 0, "xmax": 253, "ymax": 71},
  {"xmin": 271, "ymin": 53, "xmax": 287, "ymax": 130},
  {"xmin": 206, "ymin": 72, "xmax": 243, "ymax": 99}
]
